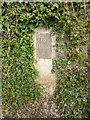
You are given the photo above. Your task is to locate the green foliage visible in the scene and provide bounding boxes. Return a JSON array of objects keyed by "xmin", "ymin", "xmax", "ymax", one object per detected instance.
[
  {"xmin": 1, "ymin": 2, "xmax": 89, "ymax": 117},
  {"xmin": 2, "ymin": 33, "xmax": 41, "ymax": 112},
  {"xmin": 52, "ymin": 3, "xmax": 89, "ymax": 118},
  {"xmin": 53, "ymin": 59, "xmax": 88, "ymax": 117}
]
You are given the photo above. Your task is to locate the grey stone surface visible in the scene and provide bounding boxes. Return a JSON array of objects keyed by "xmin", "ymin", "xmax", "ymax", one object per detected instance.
[{"xmin": 36, "ymin": 33, "xmax": 51, "ymax": 59}]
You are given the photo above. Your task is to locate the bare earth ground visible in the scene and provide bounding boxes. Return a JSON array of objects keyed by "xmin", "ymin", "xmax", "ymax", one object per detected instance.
[
  {"xmin": 26, "ymin": 74, "xmax": 60, "ymax": 118},
  {"xmin": 15, "ymin": 96, "xmax": 60, "ymax": 118}
]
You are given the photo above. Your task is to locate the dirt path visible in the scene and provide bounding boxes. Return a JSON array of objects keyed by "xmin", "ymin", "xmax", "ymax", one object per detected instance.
[
  {"xmin": 37, "ymin": 74, "xmax": 56, "ymax": 96},
  {"xmin": 14, "ymin": 95, "xmax": 60, "ymax": 118},
  {"xmin": 30, "ymin": 59, "xmax": 60, "ymax": 118}
]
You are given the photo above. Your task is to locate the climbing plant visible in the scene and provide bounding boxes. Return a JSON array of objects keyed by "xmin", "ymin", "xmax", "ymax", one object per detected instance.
[
  {"xmin": 1, "ymin": 2, "xmax": 89, "ymax": 118},
  {"xmin": 52, "ymin": 3, "xmax": 89, "ymax": 118}
]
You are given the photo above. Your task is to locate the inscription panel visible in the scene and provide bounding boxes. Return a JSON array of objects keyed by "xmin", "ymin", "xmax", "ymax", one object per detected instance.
[{"xmin": 36, "ymin": 33, "xmax": 51, "ymax": 59}]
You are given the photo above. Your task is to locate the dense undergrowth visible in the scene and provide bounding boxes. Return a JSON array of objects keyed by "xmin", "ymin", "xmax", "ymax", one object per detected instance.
[{"xmin": 1, "ymin": 2, "xmax": 89, "ymax": 118}]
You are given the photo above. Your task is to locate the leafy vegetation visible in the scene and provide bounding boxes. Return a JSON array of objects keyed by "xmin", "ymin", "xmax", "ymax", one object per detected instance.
[
  {"xmin": 52, "ymin": 3, "xmax": 89, "ymax": 118},
  {"xmin": 1, "ymin": 2, "xmax": 89, "ymax": 117}
]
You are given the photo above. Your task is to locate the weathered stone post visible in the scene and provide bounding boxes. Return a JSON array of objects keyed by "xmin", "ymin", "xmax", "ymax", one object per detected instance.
[{"xmin": 33, "ymin": 27, "xmax": 56, "ymax": 96}]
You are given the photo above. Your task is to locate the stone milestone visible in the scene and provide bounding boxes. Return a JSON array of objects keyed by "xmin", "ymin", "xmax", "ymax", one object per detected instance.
[{"xmin": 36, "ymin": 33, "xmax": 52, "ymax": 59}]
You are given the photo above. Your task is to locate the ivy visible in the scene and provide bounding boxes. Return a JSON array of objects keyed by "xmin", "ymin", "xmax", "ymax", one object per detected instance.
[{"xmin": 1, "ymin": 2, "xmax": 89, "ymax": 118}]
